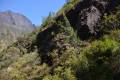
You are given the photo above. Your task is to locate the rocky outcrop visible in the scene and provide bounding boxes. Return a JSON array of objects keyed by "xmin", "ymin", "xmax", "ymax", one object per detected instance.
[
  {"xmin": 34, "ymin": 0, "xmax": 120, "ymax": 65},
  {"xmin": 65, "ymin": 0, "xmax": 119, "ymax": 40},
  {"xmin": 75, "ymin": 0, "xmax": 107, "ymax": 39},
  {"xmin": 76, "ymin": 0, "xmax": 120, "ymax": 39}
]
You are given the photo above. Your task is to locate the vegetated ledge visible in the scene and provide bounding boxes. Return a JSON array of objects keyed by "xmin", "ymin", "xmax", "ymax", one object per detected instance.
[
  {"xmin": 38, "ymin": 0, "xmax": 120, "ymax": 41},
  {"xmin": 7, "ymin": 0, "xmax": 120, "ymax": 67},
  {"xmin": 34, "ymin": 0, "xmax": 120, "ymax": 65}
]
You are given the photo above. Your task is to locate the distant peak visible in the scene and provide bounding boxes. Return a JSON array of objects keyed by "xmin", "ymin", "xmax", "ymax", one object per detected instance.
[
  {"xmin": 4, "ymin": 10, "xmax": 13, "ymax": 14},
  {"xmin": 6, "ymin": 10, "xmax": 12, "ymax": 13}
]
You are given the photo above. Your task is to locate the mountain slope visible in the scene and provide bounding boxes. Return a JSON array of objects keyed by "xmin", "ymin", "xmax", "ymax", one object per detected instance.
[
  {"xmin": 0, "ymin": 11, "xmax": 35, "ymax": 51},
  {"xmin": 0, "ymin": 0, "xmax": 120, "ymax": 80}
]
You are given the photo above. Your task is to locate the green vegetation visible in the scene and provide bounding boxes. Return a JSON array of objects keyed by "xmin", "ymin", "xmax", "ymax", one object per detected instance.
[
  {"xmin": 0, "ymin": 0, "xmax": 120, "ymax": 80},
  {"xmin": 57, "ymin": 0, "xmax": 81, "ymax": 16},
  {"xmin": 98, "ymin": 5, "xmax": 120, "ymax": 33}
]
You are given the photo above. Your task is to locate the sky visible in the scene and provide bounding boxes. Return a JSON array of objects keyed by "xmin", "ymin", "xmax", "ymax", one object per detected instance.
[{"xmin": 0, "ymin": 0, "xmax": 65, "ymax": 25}]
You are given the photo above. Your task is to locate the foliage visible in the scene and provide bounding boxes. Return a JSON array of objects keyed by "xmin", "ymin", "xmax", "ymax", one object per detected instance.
[
  {"xmin": 103, "ymin": 30, "xmax": 120, "ymax": 42},
  {"xmin": 0, "ymin": 0, "xmax": 120, "ymax": 80},
  {"xmin": 41, "ymin": 12, "xmax": 56, "ymax": 28},
  {"xmin": 99, "ymin": 6, "xmax": 120, "ymax": 32},
  {"xmin": 75, "ymin": 38, "xmax": 120, "ymax": 80},
  {"xmin": 57, "ymin": 0, "xmax": 81, "ymax": 16},
  {"xmin": 43, "ymin": 67, "xmax": 76, "ymax": 80}
]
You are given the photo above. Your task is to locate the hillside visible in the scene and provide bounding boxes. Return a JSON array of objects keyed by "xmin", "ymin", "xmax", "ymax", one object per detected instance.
[
  {"xmin": 0, "ymin": 0, "xmax": 120, "ymax": 80},
  {"xmin": 0, "ymin": 11, "xmax": 35, "ymax": 52}
]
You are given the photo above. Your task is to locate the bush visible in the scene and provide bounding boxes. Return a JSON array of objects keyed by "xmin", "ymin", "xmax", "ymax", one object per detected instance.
[
  {"xmin": 74, "ymin": 38, "xmax": 120, "ymax": 80},
  {"xmin": 43, "ymin": 67, "xmax": 76, "ymax": 80},
  {"xmin": 99, "ymin": 6, "xmax": 120, "ymax": 33},
  {"xmin": 103, "ymin": 30, "xmax": 120, "ymax": 42},
  {"xmin": 0, "ymin": 47, "xmax": 21, "ymax": 69}
]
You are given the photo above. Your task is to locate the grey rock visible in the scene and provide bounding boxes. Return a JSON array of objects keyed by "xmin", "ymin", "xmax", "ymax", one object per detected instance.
[{"xmin": 77, "ymin": 0, "xmax": 107, "ymax": 34}]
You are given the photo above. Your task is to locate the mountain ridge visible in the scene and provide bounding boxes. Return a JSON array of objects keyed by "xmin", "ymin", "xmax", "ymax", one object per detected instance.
[{"xmin": 0, "ymin": 10, "xmax": 35, "ymax": 51}]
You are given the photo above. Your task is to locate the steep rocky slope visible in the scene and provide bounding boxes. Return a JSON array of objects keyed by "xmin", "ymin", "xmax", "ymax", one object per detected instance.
[{"xmin": 0, "ymin": 0, "xmax": 120, "ymax": 80}]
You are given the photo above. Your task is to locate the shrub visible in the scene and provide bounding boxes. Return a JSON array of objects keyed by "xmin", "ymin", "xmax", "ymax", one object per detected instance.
[
  {"xmin": 41, "ymin": 12, "xmax": 56, "ymax": 28},
  {"xmin": 99, "ymin": 6, "xmax": 120, "ymax": 33},
  {"xmin": 0, "ymin": 47, "xmax": 21, "ymax": 69},
  {"xmin": 75, "ymin": 38, "xmax": 120, "ymax": 80},
  {"xmin": 43, "ymin": 67, "xmax": 76, "ymax": 80},
  {"xmin": 103, "ymin": 30, "xmax": 120, "ymax": 42}
]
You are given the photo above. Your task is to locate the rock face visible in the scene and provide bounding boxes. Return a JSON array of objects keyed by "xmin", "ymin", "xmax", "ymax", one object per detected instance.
[
  {"xmin": 35, "ymin": 0, "xmax": 120, "ymax": 58},
  {"xmin": 76, "ymin": 0, "xmax": 107, "ymax": 39},
  {"xmin": 62, "ymin": 0, "xmax": 120, "ymax": 40}
]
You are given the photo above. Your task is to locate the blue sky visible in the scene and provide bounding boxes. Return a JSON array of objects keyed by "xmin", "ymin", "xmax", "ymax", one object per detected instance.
[{"xmin": 0, "ymin": 0, "xmax": 65, "ymax": 25}]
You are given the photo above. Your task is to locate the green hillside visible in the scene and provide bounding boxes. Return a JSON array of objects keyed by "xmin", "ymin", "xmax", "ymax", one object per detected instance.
[{"xmin": 0, "ymin": 0, "xmax": 120, "ymax": 80}]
